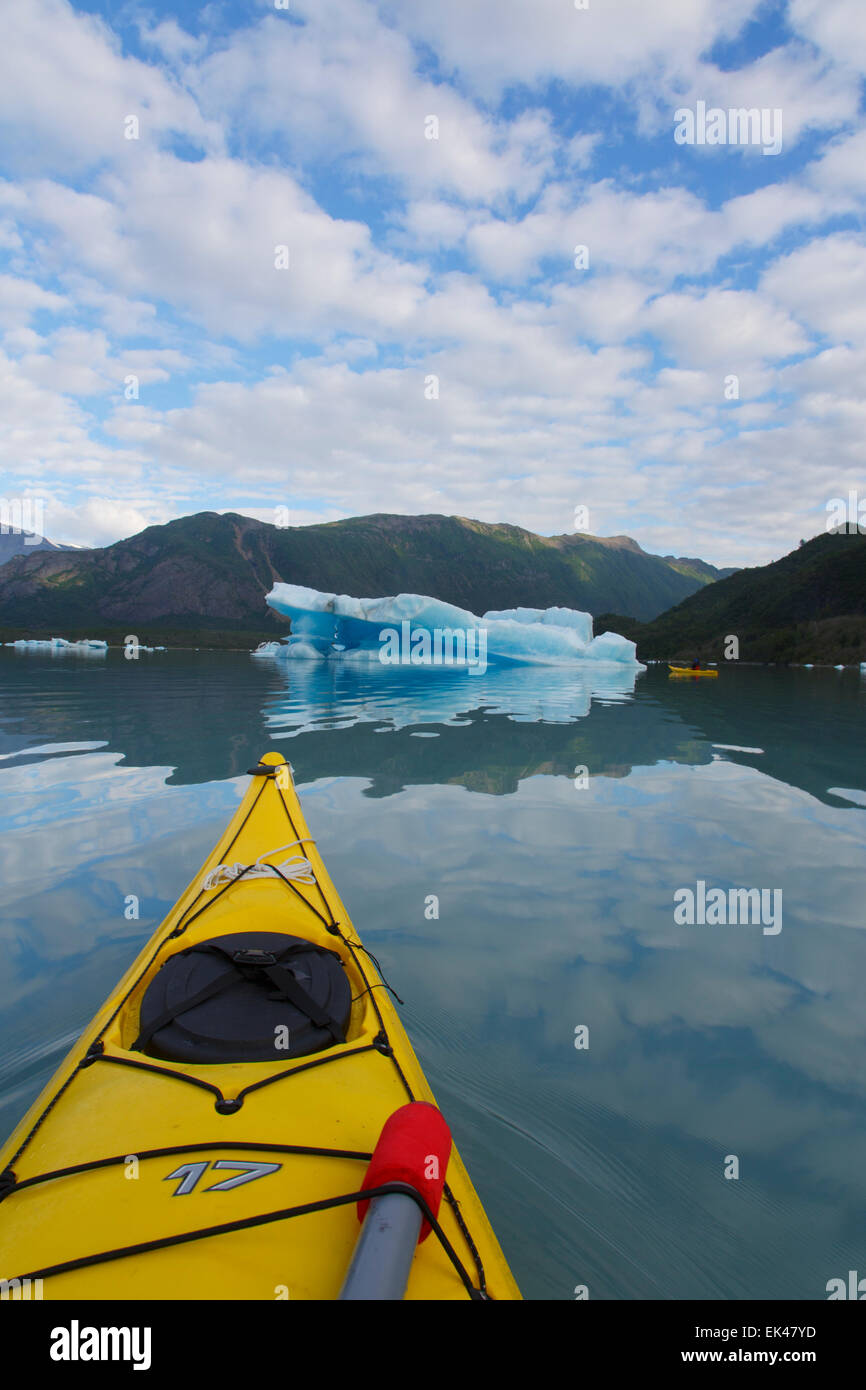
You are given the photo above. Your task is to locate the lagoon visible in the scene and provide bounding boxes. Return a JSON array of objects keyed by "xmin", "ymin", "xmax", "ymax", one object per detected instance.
[{"xmin": 0, "ymin": 648, "xmax": 864, "ymax": 1299}]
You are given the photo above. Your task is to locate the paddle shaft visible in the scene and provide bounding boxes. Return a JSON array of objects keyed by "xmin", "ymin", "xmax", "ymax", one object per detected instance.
[{"xmin": 338, "ymin": 1192, "xmax": 423, "ymax": 1300}]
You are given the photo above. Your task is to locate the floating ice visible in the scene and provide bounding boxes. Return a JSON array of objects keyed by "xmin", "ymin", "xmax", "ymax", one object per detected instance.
[
  {"xmin": 5, "ymin": 636, "xmax": 107, "ymax": 654},
  {"xmin": 264, "ymin": 584, "xmax": 643, "ymax": 667}
]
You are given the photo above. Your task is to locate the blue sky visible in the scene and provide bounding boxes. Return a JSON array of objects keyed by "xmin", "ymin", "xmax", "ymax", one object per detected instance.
[{"xmin": 0, "ymin": 0, "xmax": 864, "ymax": 564}]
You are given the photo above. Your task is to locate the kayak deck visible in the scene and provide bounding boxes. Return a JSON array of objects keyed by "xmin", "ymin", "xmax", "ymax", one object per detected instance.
[{"xmin": 0, "ymin": 754, "xmax": 520, "ymax": 1300}]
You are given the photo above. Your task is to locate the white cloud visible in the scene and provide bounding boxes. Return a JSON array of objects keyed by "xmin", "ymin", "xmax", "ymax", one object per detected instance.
[
  {"xmin": 549, "ymin": 276, "xmax": 652, "ymax": 345},
  {"xmin": 720, "ymin": 181, "xmax": 831, "ymax": 247},
  {"xmin": 0, "ymin": 347, "xmax": 146, "ymax": 488},
  {"xmin": 809, "ymin": 128, "xmax": 866, "ymax": 199},
  {"xmin": 192, "ymin": 5, "xmax": 557, "ymax": 203},
  {"xmin": 761, "ymin": 235, "xmax": 866, "ymax": 347},
  {"xmin": 643, "ymin": 288, "xmax": 812, "ymax": 370},
  {"xmin": 463, "ymin": 183, "xmax": 727, "ymax": 283},
  {"xmin": 59, "ymin": 275, "xmax": 160, "ymax": 339},
  {"xmin": 13, "ymin": 327, "xmax": 118, "ymax": 398},
  {"xmin": 0, "ymin": 0, "xmax": 863, "ymax": 567},
  {"xmin": 397, "ymin": 200, "xmax": 477, "ymax": 251},
  {"xmin": 137, "ymin": 18, "xmax": 209, "ymax": 66},
  {"xmin": 0, "ymin": 275, "xmax": 67, "ymax": 327},
  {"xmin": 20, "ymin": 153, "xmax": 429, "ymax": 342},
  {"xmin": 38, "ymin": 496, "xmax": 168, "ymax": 549},
  {"xmin": 2, "ymin": 325, "xmax": 194, "ymax": 402},
  {"xmin": 656, "ymin": 43, "xmax": 861, "ymax": 153},
  {"xmin": 386, "ymin": 0, "xmax": 760, "ymax": 99},
  {"xmin": 789, "ymin": 0, "xmax": 866, "ymax": 77},
  {"xmin": 0, "ymin": 0, "xmax": 222, "ymax": 176}
]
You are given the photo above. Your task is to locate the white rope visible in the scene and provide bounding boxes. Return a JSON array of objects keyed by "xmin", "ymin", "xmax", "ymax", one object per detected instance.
[{"xmin": 202, "ymin": 839, "xmax": 317, "ymax": 891}]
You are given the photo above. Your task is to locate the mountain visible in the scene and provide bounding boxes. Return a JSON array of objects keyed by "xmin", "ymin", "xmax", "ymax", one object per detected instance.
[
  {"xmin": 0, "ymin": 531, "xmax": 78, "ymax": 565},
  {"xmin": 662, "ymin": 555, "xmax": 739, "ymax": 584},
  {"xmin": 599, "ymin": 531, "xmax": 866, "ymax": 664},
  {"xmin": 0, "ymin": 511, "xmax": 733, "ymax": 644}
]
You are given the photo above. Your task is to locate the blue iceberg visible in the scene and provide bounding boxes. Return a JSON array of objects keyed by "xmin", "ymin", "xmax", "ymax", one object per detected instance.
[{"xmin": 264, "ymin": 584, "xmax": 643, "ymax": 669}]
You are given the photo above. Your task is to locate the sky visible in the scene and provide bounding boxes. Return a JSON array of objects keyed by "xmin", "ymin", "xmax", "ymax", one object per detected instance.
[{"xmin": 0, "ymin": 0, "xmax": 864, "ymax": 566}]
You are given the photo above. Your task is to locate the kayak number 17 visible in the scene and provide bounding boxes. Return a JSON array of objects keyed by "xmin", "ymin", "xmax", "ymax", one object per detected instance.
[{"xmin": 164, "ymin": 1160, "xmax": 282, "ymax": 1196}]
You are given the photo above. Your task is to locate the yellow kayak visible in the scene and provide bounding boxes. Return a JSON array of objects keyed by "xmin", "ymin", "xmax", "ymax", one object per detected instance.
[
  {"xmin": 668, "ymin": 665, "xmax": 718, "ymax": 678},
  {"xmin": 0, "ymin": 753, "xmax": 520, "ymax": 1301}
]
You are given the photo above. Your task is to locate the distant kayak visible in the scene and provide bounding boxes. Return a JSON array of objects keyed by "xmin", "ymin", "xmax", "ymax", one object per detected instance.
[
  {"xmin": 668, "ymin": 665, "xmax": 718, "ymax": 678},
  {"xmin": 0, "ymin": 754, "xmax": 520, "ymax": 1301}
]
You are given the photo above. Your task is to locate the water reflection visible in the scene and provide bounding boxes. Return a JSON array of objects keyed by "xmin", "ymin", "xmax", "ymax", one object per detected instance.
[
  {"xmin": 0, "ymin": 651, "xmax": 863, "ymax": 807},
  {"xmin": 266, "ymin": 657, "xmax": 641, "ymax": 731},
  {"xmin": 0, "ymin": 650, "xmax": 865, "ymax": 1300}
]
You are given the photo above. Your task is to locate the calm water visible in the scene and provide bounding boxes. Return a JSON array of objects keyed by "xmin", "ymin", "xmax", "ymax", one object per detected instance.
[{"xmin": 0, "ymin": 647, "xmax": 864, "ymax": 1300}]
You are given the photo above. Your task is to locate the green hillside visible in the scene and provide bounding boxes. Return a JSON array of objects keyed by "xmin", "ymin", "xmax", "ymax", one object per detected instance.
[
  {"xmin": 599, "ymin": 531, "xmax": 866, "ymax": 664},
  {"xmin": 0, "ymin": 511, "xmax": 731, "ymax": 639}
]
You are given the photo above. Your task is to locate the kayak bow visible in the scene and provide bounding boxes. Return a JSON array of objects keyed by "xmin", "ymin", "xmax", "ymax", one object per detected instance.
[{"xmin": 0, "ymin": 754, "xmax": 520, "ymax": 1300}]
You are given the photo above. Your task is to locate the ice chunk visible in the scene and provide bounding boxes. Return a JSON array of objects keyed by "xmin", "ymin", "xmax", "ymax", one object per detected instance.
[
  {"xmin": 6, "ymin": 636, "xmax": 107, "ymax": 656},
  {"xmin": 265, "ymin": 584, "xmax": 643, "ymax": 667},
  {"xmin": 484, "ymin": 605, "xmax": 594, "ymax": 645},
  {"xmin": 283, "ymin": 639, "xmax": 328, "ymax": 661},
  {"xmin": 585, "ymin": 630, "xmax": 640, "ymax": 662}
]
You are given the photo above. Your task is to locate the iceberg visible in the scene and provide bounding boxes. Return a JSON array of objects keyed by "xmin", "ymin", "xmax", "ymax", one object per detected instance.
[
  {"xmin": 5, "ymin": 636, "xmax": 107, "ymax": 654},
  {"xmin": 264, "ymin": 584, "xmax": 643, "ymax": 668}
]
